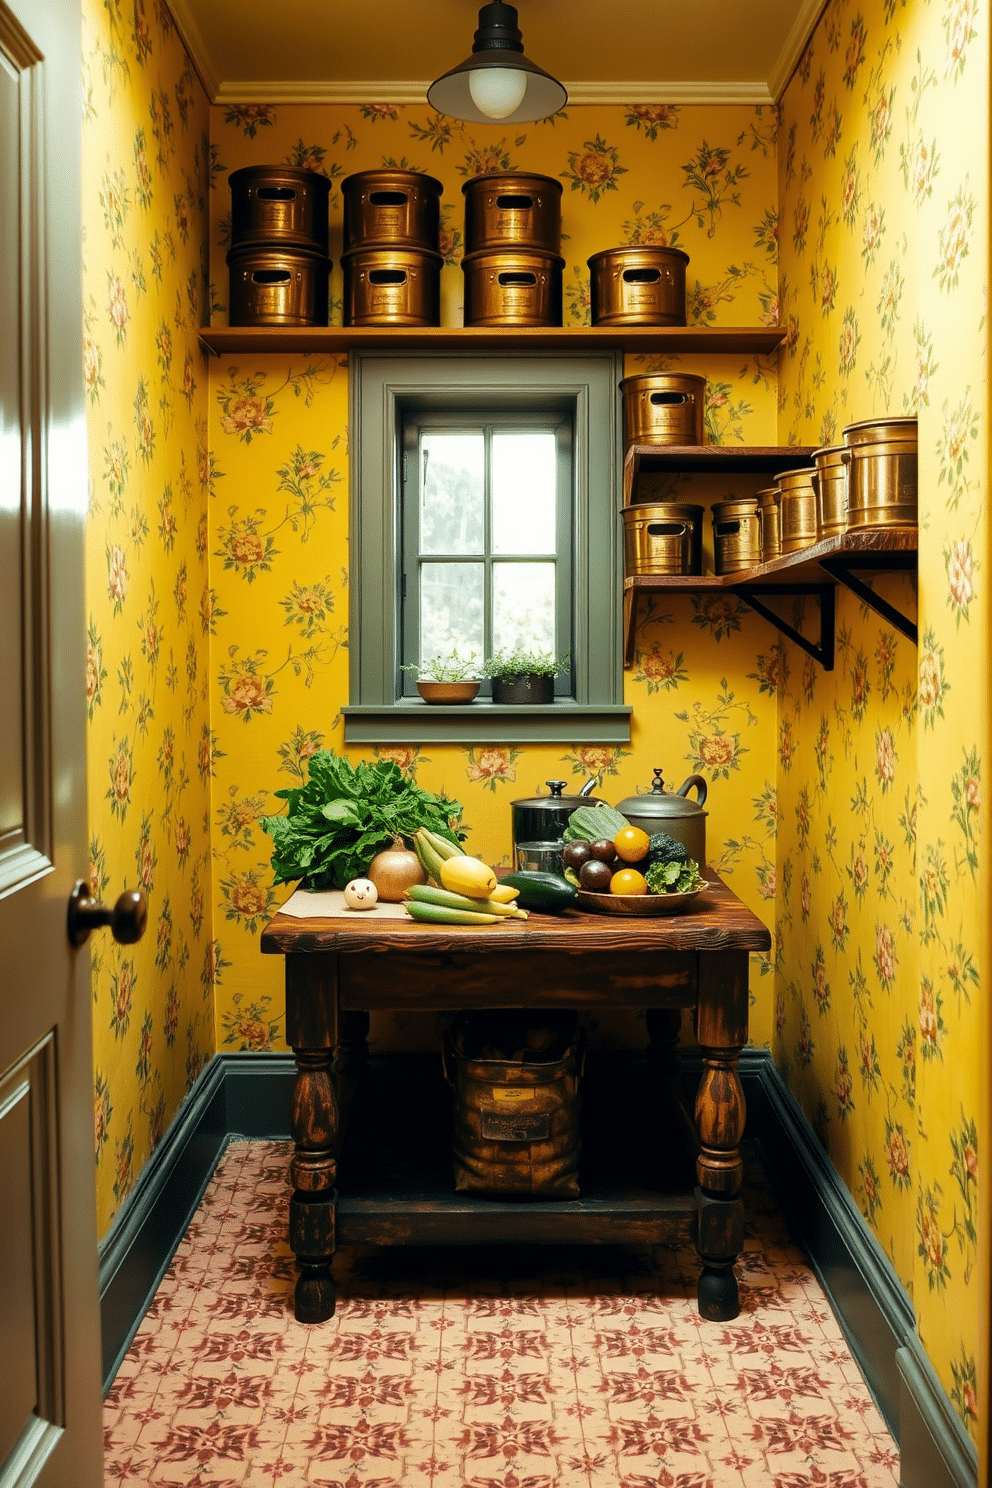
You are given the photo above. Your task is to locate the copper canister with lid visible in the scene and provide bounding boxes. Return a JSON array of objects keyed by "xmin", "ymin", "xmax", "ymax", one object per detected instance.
[
  {"xmin": 462, "ymin": 250, "xmax": 564, "ymax": 327},
  {"xmin": 227, "ymin": 247, "xmax": 330, "ymax": 326},
  {"xmin": 811, "ymin": 444, "xmax": 848, "ymax": 538},
  {"xmin": 620, "ymin": 373, "xmax": 706, "ymax": 446},
  {"xmin": 841, "ymin": 416, "xmax": 918, "ymax": 529},
  {"xmin": 777, "ymin": 467, "xmax": 818, "ymax": 553},
  {"xmin": 342, "ymin": 168, "xmax": 443, "ymax": 252},
  {"xmin": 343, "ymin": 247, "xmax": 442, "ymax": 326},
  {"xmin": 712, "ymin": 496, "xmax": 761, "ymax": 573},
  {"xmin": 622, "ymin": 503, "xmax": 703, "ymax": 576},
  {"xmin": 756, "ymin": 486, "xmax": 781, "ymax": 563},
  {"xmin": 588, "ymin": 246, "xmax": 689, "ymax": 326},
  {"xmin": 462, "ymin": 172, "xmax": 562, "ymax": 255},
  {"xmin": 228, "ymin": 166, "xmax": 331, "ymax": 255}
]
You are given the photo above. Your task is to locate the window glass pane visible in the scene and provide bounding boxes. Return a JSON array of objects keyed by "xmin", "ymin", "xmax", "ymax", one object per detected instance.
[
  {"xmin": 420, "ymin": 432, "xmax": 484, "ymax": 554},
  {"xmin": 420, "ymin": 563, "xmax": 484, "ymax": 667},
  {"xmin": 492, "ymin": 562, "xmax": 556, "ymax": 656},
  {"xmin": 491, "ymin": 431, "xmax": 557, "ymax": 554}
]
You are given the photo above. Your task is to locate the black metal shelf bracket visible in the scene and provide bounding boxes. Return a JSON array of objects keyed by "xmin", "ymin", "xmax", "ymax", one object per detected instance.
[
  {"xmin": 818, "ymin": 558, "xmax": 918, "ymax": 644},
  {"xmin": 731, "ymin": 583, "xmax": 836, "ymax": 670}
]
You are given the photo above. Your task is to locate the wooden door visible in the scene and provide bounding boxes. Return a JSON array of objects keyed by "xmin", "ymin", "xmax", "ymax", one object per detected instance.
[{"xmin": 0, "ymin": 0, "xmax": 104, "ymax": 1483}]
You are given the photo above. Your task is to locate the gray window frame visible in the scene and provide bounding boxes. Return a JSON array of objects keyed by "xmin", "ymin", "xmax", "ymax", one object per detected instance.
[{"xmin": 343, "ymin": 350, "xmax": 630, "ymax": 744}]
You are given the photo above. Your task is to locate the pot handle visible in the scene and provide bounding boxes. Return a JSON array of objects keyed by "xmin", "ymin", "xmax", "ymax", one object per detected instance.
[
  {"xmin": 578, "ymin": 774, "xmax": 600, "ymax": 798},
  {"xmin": 677, "ymin": 773, "xmax": 708, "ymax": 807}
]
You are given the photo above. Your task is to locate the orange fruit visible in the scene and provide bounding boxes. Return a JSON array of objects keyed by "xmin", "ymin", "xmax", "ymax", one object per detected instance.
[
  {"xmin": 610, "ymin": 867, "xmax": 648, "ymax": 896},
  {"xmin": 613, "ymin": 826, "xmax": 651, "ymax": 863}
]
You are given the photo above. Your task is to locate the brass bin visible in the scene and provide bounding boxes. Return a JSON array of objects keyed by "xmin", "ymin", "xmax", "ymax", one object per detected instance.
[
  {"xmin": 588, "ymin": 245, "xmax": 689, "ymax": 326},
  {"xmin": 623, "ymin": 503, "xmax": 704, "ymax": 576},
  {"xmin": 341, "ymin": 168, "xmax": 443, "ymax": 253},
  {"xmin": 462, "ymin": 172, "xmax": 562, "ymax": 255},
  {"xmin": 620, "ymin": 373, "xmax": 706, "ymax": 446},
  {"xmin": 713, "ymin": 497, "xmax": 761, "ymax": 574},
  {"xmin": 811, "ymin": 444, "xmax": 849, "ymax": 538},
  {"xmin": 777, "ymin": 467, "xmax": 818, "ymax": 554},
  {"xmin": 841, "ymin": 416, "xmax": 918, "ymax": 529},
  {"xmin": 227, "ymin": 247, "xmax": 330, "ymax": 326},
  {"xmin": 343, "ymin": 247, "xmax": 442, "ymax": 326},
  {"xmin": 228, "ymin": 165, "xmax": 331, "ymax": 255},
  {"xmin": 756, "ymin": 486, "xmax": 781, "ymax": 563},
  {"xmin": 462, "ymin": 250, "xmax": 564, "ymax": 327}
]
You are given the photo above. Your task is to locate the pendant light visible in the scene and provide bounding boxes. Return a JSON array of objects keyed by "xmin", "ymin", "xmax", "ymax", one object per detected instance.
[{"xmin": 427, "ymin": 2, "xmax": 567, "ymax": 124}]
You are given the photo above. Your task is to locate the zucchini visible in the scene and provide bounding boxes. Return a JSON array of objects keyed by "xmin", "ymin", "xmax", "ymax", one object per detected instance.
[
  {"xmin": 498, "ymin": 871, "xmax": 578, "ymax": 914},
  {"xmin": 563, "ymin": 802, "xmax": 629, "ymax": 844}
]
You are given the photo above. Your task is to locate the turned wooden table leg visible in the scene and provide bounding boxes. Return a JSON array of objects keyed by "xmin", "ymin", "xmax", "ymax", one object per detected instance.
[
  {"xmin": 286, "ymin": 953, "xmax": 339, "ymax": 1322},
  {"xmin": 693, "ymin": 949, "xmax": 749, "ymax": 1321}
]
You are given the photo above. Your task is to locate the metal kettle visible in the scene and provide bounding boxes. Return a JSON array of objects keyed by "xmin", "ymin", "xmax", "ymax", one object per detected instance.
[
  {"xmin": 510, "ymin": 777, "xmax": 603, "ymax": 856},
  {"xmin": 614, "ymin": 768, "xmax": 708, "ymax": 865}
]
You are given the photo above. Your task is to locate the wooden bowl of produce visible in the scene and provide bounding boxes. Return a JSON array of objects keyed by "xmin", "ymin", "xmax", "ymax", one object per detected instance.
[{"xmin": 576, "ymin": 885, "xmax": 709, "ymax": 916}]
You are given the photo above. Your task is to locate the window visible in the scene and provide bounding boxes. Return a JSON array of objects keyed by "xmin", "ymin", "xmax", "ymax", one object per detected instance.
[
  {"xmin": 400, "ymin": 410, "xmax": 573, "ymax": 698},
  {"xmin": 344, "ymin": 351, "xmax": 630, "ymax": 744}
]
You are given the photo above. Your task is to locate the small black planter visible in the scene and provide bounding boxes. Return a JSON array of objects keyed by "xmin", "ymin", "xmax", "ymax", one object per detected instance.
[{"xmin": 492, "ymin": 674, "xmax": 555, "ymax": 705}]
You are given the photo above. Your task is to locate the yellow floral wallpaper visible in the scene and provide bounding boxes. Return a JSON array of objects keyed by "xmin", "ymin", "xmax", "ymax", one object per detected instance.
[
  {"xmin": 204, "ymin": 102, "xmax": 784, "ymax": 1059},
  {"xmin": 82, "ymin": 0, "xmax": 214, "ymax": 1236},
  {"xmin": 776, "ymin": 0, "xmax": 987, "ymax": 1439}
]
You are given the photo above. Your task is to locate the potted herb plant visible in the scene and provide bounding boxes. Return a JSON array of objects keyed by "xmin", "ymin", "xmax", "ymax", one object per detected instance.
[
  {"xmin": 483, "ymin": 647, "xmax": 570, "ymax": 705},
  {"xmin": 402, "ymin": 648, "xmax": 481, "ymax": 705}
]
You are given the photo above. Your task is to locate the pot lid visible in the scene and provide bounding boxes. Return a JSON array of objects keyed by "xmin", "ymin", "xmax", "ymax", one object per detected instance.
[
  {"xmin": 511, "ymin": 778, "xmax": 602, "ymax": 809},
  {"xmin": 615, "ymin": 768, "xmax": 708, "ymax": 821}
]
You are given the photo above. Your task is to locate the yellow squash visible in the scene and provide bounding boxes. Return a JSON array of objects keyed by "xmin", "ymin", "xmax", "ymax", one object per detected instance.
[{"xmin": 439, "ymin": 854, "xmax": 498, "ymax": 899}]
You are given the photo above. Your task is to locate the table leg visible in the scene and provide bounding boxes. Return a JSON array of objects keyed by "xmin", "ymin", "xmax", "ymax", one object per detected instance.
[
  {"xmin": 286, "ymin": 954, "xmax": 339, "ymax": 1322},
  {"xmin": 693, "ymin": 950, "xmax": 748, "ymax": 1321}
]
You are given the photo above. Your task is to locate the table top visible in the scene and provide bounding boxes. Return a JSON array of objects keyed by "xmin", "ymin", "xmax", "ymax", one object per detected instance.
[{"xmin": 260, "ymin": 871, "xmax": 771, "ymax": 958}]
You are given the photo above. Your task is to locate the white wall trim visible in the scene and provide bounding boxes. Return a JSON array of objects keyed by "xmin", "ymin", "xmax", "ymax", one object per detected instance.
[
  {"xmin": 164, "ymin": 0, "xmax": 221, "ymax": 101},
  {"xmin": 211, "ymin": 77, "xmax": 775, "ymax": 107},
  {"xmin": 767, "ymin": 0, "xmax": 830, "ymax": 99}
]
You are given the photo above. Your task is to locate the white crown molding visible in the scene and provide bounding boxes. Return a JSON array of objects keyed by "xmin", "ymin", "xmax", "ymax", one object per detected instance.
[
  {"xmin": 164, "ymin": 0, "xmax": 221, "ymax": 101},
  {"xmin": 768, "ymin": 0, "xmax": 830, "ymax": 100},
  {"xmin": 212, "ymin": 77, "xmax": 775, "ymax": 107}
]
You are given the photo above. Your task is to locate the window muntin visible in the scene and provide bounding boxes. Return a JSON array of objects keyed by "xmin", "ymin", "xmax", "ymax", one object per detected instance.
[{"xmin": 401, "ymin": 410, "xmax": 573, "ymax": 697}]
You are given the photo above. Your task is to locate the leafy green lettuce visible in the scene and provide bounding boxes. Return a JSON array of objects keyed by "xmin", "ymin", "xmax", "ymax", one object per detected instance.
[
  {"xmin": 260, "ymin": 749, "xmax": 465, "ymax": 890},
  {"xmin": 645, "ymin": 858, "xmax": 706, "ymax": 895}
]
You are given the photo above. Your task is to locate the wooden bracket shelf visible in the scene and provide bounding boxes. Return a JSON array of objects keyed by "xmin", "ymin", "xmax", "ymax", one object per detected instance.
[
  {"xmin": 624, "ymin": 443, "xmax": 814, "ymax": 503},
  {"xmin": 197, "ymin": 324, "xmax": 788, "ymax": 357},
  {"xmin": 624, "ymin": 528, "xmax": 918, "ymax": 671}
]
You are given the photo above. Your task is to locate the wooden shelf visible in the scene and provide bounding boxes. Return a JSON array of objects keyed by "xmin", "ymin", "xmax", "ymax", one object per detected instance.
[
  {"xmin": 624, "ymin": 443, "xmax": 814, "ymax": 502},
  {"xmin": 624, "ymin": 527, "xmax": 918, "ymax": 669},
  {"xmin": 197, "ymin": 324, "xmax": 788, "ymax": 357}
]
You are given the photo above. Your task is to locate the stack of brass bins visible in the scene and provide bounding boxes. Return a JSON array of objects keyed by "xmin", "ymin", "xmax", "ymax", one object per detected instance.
[
  {"xmin": 227, "ymin": 166, "xmax": 331, "ymax": 326},
  {"xmin": 756, "ymin": 486, "xmax": 781, "ymax": 563},
  {"xmin": 841, "ymin": 416, "xmax": 918, "ymax": 530},
  {"xmin": 776, "ymin": 467, "xmax": 818, "ymax": 554},
  {"xmin": 623, "ymin": 503, "xmax": 704, "ymax": 576},
  {"xmin": 588, "ymin": 245, "xmax": 689, "ymax": 325},
  {"xmin": 341, "ymin": 169, "xmax": 443, "ymax": 326},
  {"xmin": 620, "ymin": 373, "xmax": 706, "ymax": 447},
  {"xmin": 811, "ymin": 444, "xmax": 848, "ymax": 538},
  {"xmin": 462, "ymin": 173, "xmax": 564, "ymax": 326},
  {"xmin": 712, "ymin": 496, "xmax": 761, "ymax": 574}
]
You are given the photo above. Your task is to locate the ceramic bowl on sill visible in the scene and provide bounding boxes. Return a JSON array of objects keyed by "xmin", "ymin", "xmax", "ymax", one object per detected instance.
[{"xmin": 416, "ymin": 680, "xmax": 481, "ymax": 705}]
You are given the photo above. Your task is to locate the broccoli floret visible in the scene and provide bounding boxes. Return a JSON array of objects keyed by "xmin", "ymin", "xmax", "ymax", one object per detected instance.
[{"xmin": 647, "ymin": 832, "xmax": 690, "ymax": 867}]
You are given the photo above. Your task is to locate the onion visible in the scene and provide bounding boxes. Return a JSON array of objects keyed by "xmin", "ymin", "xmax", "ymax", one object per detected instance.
[{"xmin": 366, "ymin": 842, "xmax": 427, "ymax": 902}]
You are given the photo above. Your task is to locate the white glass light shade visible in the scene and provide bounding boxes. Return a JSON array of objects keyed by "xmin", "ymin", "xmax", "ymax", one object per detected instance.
[{"xmin": 468, "ymin": 66, "xmax": 528, "ymax": 119}]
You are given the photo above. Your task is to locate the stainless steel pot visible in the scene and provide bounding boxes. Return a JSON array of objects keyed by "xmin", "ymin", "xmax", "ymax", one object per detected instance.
[
  {"xmin": 614, "ymin": 768, "xmax": 708, "ymax": 864},
  {"xmin": 510, "ymin": 778, "xmax": 602, "ymax": 856}
]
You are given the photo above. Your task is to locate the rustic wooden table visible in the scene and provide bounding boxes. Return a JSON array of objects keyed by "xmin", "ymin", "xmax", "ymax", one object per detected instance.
[{"xmin": 260, "ymin": 873, "xmax": 770, "ymax": 1325}]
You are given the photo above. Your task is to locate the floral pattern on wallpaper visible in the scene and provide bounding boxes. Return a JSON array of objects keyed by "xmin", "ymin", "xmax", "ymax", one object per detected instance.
[
  {"xmin": 205, "ymin": 104, "xmax": 783, "ymax": 1055},
  {"xmin": 82, "ymin": 0, "xmax": 213, "ymax": 1236},
  {"xmin": 777, "ymin": 0, "xmax": 987, "ymax": 1440}
]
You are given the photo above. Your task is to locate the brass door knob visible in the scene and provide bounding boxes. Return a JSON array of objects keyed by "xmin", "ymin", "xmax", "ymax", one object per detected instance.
[{"xmin": 67, "ymin": 882, "xmax": 147, "ymax": 948}]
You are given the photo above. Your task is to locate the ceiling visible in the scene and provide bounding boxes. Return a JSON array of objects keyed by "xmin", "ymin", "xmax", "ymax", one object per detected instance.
[{"xmin": 168, "ymin": 0, "xmax": 825, "ymax": 107}]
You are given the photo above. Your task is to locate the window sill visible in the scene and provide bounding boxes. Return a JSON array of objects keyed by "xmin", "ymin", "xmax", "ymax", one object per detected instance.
[{"xmin": 342, "ymin": 701, "xmax": 632, "ymax": 745}]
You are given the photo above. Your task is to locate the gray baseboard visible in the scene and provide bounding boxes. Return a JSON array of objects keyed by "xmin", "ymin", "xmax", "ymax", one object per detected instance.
[
  {"xmin": 98, "ymin": 1047, "xmax": 979, "ymax": 1488},
  {"xmin": 739, "ymin": 1049, "xmax": 977, "ymax": 1488}
]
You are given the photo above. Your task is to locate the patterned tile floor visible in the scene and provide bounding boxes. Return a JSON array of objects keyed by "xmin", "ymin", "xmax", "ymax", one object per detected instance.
[{"xmin": 104, "ymin": 1140, "xmax": 901, "ymax": 1486}]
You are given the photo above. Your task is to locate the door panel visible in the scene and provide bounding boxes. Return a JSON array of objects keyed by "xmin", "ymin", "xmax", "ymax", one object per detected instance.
[{"xmin": 0, "ymin": 0, "xmax": 104, "ymax": 1484}]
